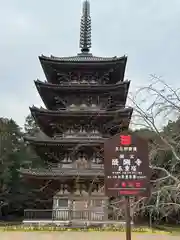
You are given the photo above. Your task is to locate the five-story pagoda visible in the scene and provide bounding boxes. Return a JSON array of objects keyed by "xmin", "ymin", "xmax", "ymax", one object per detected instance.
[{"xmin": 20, "ymin": 0, "xmax": 133, "ymax": 222}]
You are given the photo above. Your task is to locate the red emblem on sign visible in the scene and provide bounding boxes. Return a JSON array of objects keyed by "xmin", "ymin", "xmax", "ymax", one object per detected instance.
[
  {"xmin": 120, "ymin": 135, "xmax": 131, "ymax": 145},
  {"xmin": 121, "ymin": 182, "xmax": 126, "ymax": 187}
]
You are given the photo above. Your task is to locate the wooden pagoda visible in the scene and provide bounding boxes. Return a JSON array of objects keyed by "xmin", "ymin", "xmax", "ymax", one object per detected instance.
[{"xmin": 20, "ymin": 0, "xmax": 133, "ymax": 224}]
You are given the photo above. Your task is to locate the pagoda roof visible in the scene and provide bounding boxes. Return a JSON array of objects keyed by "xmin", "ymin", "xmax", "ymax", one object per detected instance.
[
  {"xmin": 39, "ymin": 53, "xmax": 126, "ymax": 64},
  {"xmin": 30, "ymin": 106, "xmax": 133, "ymax": 117},
  {"xmin": 24, "ymin": 135, "xmax": 106, "ymax": 146},
  {"xmin": 39, "ymin": 54, "xmax": 127, "ymax": 84},
  {"xmin": 19, "ymin": 167, "xmax": 104, "ymax": 179},
  {"xmin": 35, "ymin": 79, "xmax": 130, "ymax": 91}
]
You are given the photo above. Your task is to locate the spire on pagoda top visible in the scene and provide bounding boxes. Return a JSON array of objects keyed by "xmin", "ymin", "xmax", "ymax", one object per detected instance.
[{"xmin": 79, "ymin": 0, "xmax": 91, "ymax": 53}]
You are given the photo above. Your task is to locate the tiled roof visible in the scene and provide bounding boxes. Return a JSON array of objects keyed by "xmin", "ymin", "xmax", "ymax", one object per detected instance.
[
  {"xmin": 30, "ymin": 106, "xmax": 133, "ymax": 116},
  {"xmin": 39, "ymin": 53, "xmax": 127, "ymax": 63},
  {"xmin": 35, "ymin": 79, "xmax": 130, "ymax": 90},
  {"xmin": 19, "ymin": 168, "xmax": 104, "ymax": 177},
  {"xmin": 24, "ymin": 135, "xmax": 106, "ymax": 144}
]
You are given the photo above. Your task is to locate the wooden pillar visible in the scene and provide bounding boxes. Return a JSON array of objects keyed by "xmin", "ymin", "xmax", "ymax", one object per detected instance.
[
  {"xmin": 69, "ymin": 199, "xmax": 73, "ymax": 221},
  {"xmin": 103, "ymin": 198, "xmax": 108, "ymax": 221}
]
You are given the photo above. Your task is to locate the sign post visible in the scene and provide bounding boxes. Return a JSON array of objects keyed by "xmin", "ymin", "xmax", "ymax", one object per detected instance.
[
  {"xmin": 104, "ymin": 133, "xmax": 150, "ymax": 240},
  {"xmin": 125, "ymin": 196, "xmax": 131, "ymax": 240}
]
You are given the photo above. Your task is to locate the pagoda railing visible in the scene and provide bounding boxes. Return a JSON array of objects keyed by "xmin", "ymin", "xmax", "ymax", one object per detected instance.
[
  {"xmin": 24, "ymin": 209, "xmax": 122, "ymax": 222},
  {"xmin": 49, "ymin": 163, "xmax": 104, "ymax": 170},
  {"xmin": 24, "ymin": 209, "xmax": 106, "ymax": 221}
]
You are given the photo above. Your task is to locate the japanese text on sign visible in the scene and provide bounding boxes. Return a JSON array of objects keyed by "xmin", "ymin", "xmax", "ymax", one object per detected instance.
[{"xmin": 104, "ymin": 133, "xmax": 150, "ymax": 197}]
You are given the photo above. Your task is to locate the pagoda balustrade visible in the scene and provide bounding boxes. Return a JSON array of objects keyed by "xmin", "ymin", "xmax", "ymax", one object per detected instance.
[
  {"xmin": 24, "ymin": 209, "xmax": 112, "ymax": 221},
  {"xmin": 61, "ymin": 128, "xmax": 102, "ymax": 139},
  {"xmin": 51, "ymin": 103, "xmax": 126, "ymax": 112}
]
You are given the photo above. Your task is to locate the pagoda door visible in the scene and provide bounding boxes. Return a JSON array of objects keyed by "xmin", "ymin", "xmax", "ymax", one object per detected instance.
[{"xmin": 72, "ymin": 199, "xmax": 88, "ymax": 220}]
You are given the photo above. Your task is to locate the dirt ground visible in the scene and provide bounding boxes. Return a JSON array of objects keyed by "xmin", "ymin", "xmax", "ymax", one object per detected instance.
[{"xmin": 0, "ymin": 232, "xmax": 179, "ymax": 240}]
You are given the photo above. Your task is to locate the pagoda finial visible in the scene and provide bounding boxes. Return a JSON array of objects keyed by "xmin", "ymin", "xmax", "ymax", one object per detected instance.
[{"xmin": 79, "ymin": 0, "xmax": 91, "ymax": 53}]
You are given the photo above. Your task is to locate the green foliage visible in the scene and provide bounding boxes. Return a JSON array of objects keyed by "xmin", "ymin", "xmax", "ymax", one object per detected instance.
[
  {"xmin": 24, "ymin": 114, "xmax": 39, "ymax": 136},
  {"xmin": 0, "ymin": 117, "xmax": 41, "ymax": 217},
  {"xmin": 0, "ymin": 225, "xmax": 169, "ymax": 234}
]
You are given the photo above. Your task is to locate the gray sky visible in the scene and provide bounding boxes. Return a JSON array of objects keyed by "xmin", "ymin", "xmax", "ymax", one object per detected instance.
[{"xmin": 0, "ymin": 0, "xmax": 180, "ymax": 128}]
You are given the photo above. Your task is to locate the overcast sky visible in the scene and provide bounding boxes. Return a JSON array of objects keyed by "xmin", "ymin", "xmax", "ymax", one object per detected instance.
[{"xmin": 0, "ymin": 0, "xmax": 180, "ymax": 128}]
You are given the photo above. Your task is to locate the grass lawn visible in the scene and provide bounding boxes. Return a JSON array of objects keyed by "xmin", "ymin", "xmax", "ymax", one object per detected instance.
[
  {"xmin": 0, "ymin": 232, "xmax": 180, "ymax": 240},
  {"xmin": 156, "ymin": 225, "xmax": 180, "ymax": 236}
]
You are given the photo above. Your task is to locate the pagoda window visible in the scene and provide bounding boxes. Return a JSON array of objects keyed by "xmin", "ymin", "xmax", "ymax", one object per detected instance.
[
  {"xmin": 57, "ymin": 199, "xmax": 68, "ymax": 208},
  {"xmin": 91, "ymin": 199, "xmax": 102, "ymax": 207}
]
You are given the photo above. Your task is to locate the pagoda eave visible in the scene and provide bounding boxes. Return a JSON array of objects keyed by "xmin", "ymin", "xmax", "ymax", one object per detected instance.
[
  {"xmin": 30, "ymin": 106, "xmax": 133, "ymax": 118},
  {"xmin": 19, "ymin": 168, "xmax": 104, "ymax": 179},
  {"xmin": 24, "ymin": 136, "xmax": 106, "ymax": 146},
  {"xmin": 35, "ymin": 79, "xmax": 130, "ymax": 92},
  {"xmin": 39, "ymin": 54, "xmax": 127, "ymax": 65}
]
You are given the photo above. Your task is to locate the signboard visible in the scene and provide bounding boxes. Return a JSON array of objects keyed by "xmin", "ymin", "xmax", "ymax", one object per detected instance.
[{"xmin": 104, "ymin": 133, "xmax": 151, "ymax": 197}]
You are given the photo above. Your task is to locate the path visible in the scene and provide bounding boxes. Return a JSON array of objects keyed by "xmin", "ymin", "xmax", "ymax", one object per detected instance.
[{"xmin": 0, "ymin": 232, "xmax": 179, "ymax": 240}]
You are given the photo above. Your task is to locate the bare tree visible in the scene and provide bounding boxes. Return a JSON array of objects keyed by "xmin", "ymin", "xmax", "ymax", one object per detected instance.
[{"xmin": 128, "ymin": 75, "xmax": 180, "ymax": 225}]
